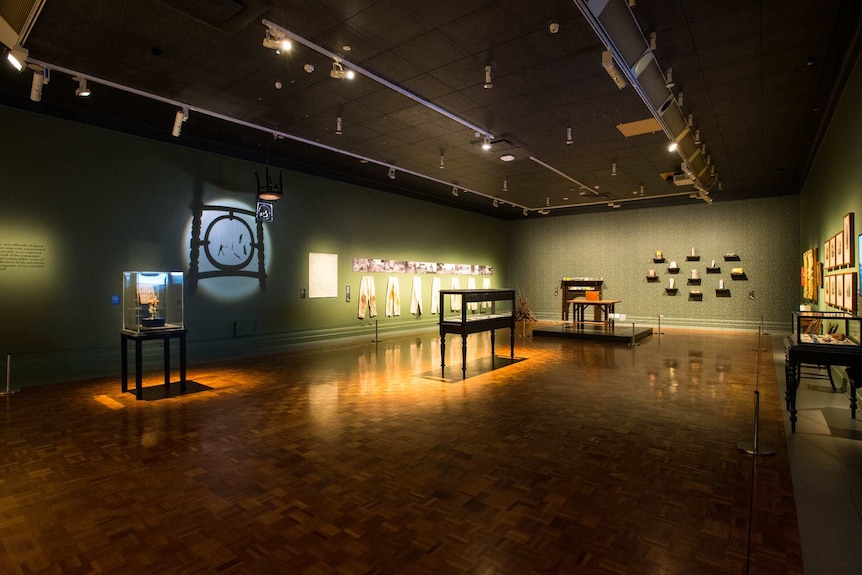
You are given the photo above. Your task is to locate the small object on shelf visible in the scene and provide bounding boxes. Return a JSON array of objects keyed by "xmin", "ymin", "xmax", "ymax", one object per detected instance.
[
  {"xmin": 724, "ymin": 253, "xmax": 741, "ymax": 261},
  {"xmin": 711, "ymin": 259, "xmax": 716, "ymax": 268},
  {"xmin": 669, "ymin": 260, "xmax": 677, "ymax": 268},
  {"xmin": 719, "ymin": 278, "xmax": 725, "ymax": 289},
  {"xmin": 656, "ymin": 250, "xmax": 663, "ymax": 259},
  {"xmin": 691, "ymin": 247, "xmax": 696, "ymax": 257},
  {"xmin": 691, "ymin": 269, "xmax": 699, "ymax": 279},
  {"xmin": 648, "ymin": 269, "xmax": 656, "ymax": 277},
  {"xmin": 669, "ymin": 278, "xmax": 675, "ymax": 289},
  {"xmin": 730, "ymin": 267, "xmax": 747, "ymax": 280}
]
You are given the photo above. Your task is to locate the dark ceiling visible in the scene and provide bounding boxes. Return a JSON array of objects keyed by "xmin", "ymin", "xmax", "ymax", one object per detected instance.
[{"xmin": 2, "ymin": 0, "xmax": 861, "ymax": 219}]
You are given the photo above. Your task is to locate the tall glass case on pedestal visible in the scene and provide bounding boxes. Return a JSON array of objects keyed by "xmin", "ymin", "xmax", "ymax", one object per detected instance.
[
  {"xmin": 122, "ymin": 271, "xmax": 184, "ymax": 333},
  {"xmin": 790, "ymin": 310, "xmax": 861, "ymax": 347}
]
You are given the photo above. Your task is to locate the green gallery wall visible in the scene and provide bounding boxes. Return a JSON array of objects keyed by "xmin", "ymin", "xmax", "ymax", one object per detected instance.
[
  {"xmin": 2, "ymin": 42, "xmax": 861, "ymax": 388},
  {"xmin": 799, "ymin": 51, "xmax": 862, "ymax": 315}
]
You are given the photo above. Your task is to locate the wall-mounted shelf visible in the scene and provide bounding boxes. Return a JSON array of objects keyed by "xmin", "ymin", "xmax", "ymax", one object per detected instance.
[
  {"xmin": 706, "ymin": 267, "xmax": 721, "ymax": 274},
  {"xmin": 716, "ymin": 288, "xmax": 731, "ymax": 297},
  {"xmin": 724, "ymin": 254, "xmax": 741, "ymax": 261},
  {"xmin": 646, "ymin": 276, "xmax": 660, "ymax": 282},
  {"xmin": 731, "ymin": 272, "xmax": 748, "ymax": 280},
  {"xmin": 689, "ymin": 291, "xmax": 703, "ymax": 301},
  {"xmin": 665, "ymin": 288, "xmax": 679, "ymax": 295},
  {"xmin": 653, "ymin": 257, "xmax": 666, "ymax": 263},
  {"xmin": 686, "ymin": 256, "xmax": 700, "ymax": 261},
  {"xmin": 687, "ymin": 278, "xmax": 702, "ymax": 285},
  {"xmin": 667, "ymin": 267, "xmax": 680, "ymax": 274}
]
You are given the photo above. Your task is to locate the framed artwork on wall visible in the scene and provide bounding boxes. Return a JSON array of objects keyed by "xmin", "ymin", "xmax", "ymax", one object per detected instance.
[
  {"xmin": 831, "ymin": 273, "xmax": 838, "ymax": 305},
  {"xmin": 844, "ymin": 213, "xmax": 855, "ymax": 268},
  {"xmin": 845, "ymin": 273, "xmax": 857, "ymax": 313},
  {"xmin": 837, "ymin": 231, "xmax": 845, "ymax": 267},
  {"xmin": 824, "ymin": 275, "xmax": 831, "ymax": 306},
  {"xmin": 835, "ymin": 275, "xmax": 844, "ymax": 308},
  {"xmin": 824, "ymin": 240, "xmax": 831, "ymax": 270},
  {"xmin": 829, "ymin": 236, "xmax": 837, "ymax": 269}
]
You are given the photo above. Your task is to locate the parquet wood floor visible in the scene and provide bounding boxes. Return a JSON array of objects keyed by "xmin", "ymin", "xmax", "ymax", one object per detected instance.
[{"xmin": 0, "ymin": 327, "xmax": 802, "ymax": 575}]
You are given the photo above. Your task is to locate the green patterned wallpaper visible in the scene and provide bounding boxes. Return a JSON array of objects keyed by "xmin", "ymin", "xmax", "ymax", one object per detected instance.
[{"xmin": 507, "ymin": 196, "xmax": 800, "ymax": 332}]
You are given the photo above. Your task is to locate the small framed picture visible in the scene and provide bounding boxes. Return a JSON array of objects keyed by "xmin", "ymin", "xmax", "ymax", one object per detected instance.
[
  {"xmin": 831, "ymin": 274, "xmax": 838, "ymax": 305},
  {"xmin": 829, "ymin": 236, "xmax": 837, "ymax": 269},
  {"xmin": 844, "ymin": 213, "xmax": 855, "ymax": 268},
  {"xmin": 824, "ymin": 240, "xmax": 831, "ymax": 270},
  {"xmin": 837, "ymin": 273, "xmax": 844, "ymax": 307},
  {"xmin": 845, "ymin": 273, "xmax": 856, "ymax": 313},
  {"xmin": 837, "ymin": 231, "xmax": 845, "ymax": 267}
]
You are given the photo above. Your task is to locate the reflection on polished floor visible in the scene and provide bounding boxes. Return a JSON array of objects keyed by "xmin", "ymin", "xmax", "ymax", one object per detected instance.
[{"xmin": 1, "ymin": 328, "xmax": 807, "ymax": 574}]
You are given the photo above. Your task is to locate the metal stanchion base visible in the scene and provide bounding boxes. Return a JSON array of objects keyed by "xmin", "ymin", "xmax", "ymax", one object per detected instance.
[
  {"xmin": 0, "ymin": 388, "xmax": 20, "ymax": 396},
  {"xmin": 628, "ymin": 322, "xmax": 640, "ymax": 347},
  {"xmin": 736, "ymin": 441, "xmax": 775, "ymax": 456}
]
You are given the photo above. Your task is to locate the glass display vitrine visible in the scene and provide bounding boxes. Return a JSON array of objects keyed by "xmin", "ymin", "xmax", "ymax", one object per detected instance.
[{"xmin": 122, "ymin": 271, "xmax": 184, "ymax": 333}]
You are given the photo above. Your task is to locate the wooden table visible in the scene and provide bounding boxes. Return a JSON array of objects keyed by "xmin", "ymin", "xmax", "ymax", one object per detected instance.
[
  {"xmin": 569, "ymin": 299, "xmax": 621, "ymax": 330},
  {"xmin": 784, "ymin": 336, "xmax": 861, "ymax": 432},
  {"xmin": 439, "ymin": 289, "xmax": 515, "ymax": 379},
  {"xmin": 121, "ymin": 329, "xmax": 187, "ymax": 400}
]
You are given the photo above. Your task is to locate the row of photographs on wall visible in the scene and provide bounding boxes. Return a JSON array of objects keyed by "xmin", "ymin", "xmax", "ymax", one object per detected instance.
[
  {"xmin": 824, "ymin": 213, "xmax": 855, "ymax": 270},
  {"xmin": 353, "ymin": 258, "xmax": 493, "ymax": 275},
  {"xmin": 823, "ymin": 272, "xmax": 857, "ymax": 313}
]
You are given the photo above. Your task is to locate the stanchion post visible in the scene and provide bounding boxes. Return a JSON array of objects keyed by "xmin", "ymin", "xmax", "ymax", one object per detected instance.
[
  {"xmin": 628, "ymin": 322, "xmax": 640, "ymax": 347},
  {"xmin": 1, "ymin": 353, "xmax": 20, "ymax": 396},
  {"xmin": 737, "ymin": 390, "xmax": 775, "ymax": 456},
  {"xmin": 657, "ymin": 314, "xmax": 664, "ymax": 335},
  {"xmin": 371, "ymin": 320, "xmax": 381, "ymax": 343}
]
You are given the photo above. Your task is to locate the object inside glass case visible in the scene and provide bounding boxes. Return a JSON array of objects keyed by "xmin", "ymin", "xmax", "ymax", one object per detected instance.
[
  {"xmin": 123, "ymin": 271, "xmax": 184, "ymax": 332},
  {"xmin": 791, "ymin": 310, "xmax": 860, "ymax": 346}
]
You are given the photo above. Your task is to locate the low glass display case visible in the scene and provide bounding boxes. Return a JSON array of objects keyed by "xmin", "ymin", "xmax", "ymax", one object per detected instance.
[
  {"xmin": 790, "ymin": 310, "xmax": 861, "ymax": 347},
  {"xmin": 122, "ymin": 271, "xmax": 184, "ymax": 333}
]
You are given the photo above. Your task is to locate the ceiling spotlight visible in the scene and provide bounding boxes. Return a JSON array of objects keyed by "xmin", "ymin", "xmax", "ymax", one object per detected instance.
[
  {"xmin": 694, "ymin": 130, "xmax": 701, "ymax": 144},
  {"xmin": 303, "ymin": 63, "xmax": 314, "ymax": 73},
  {"xmin": 649, "ymin": 32, "xmax": 657, "ymax": 51},
  {"xmin": 639, "ymin": 185, "xmax": 644, "ymax": 196},
  {"xmin": 539, "ymin": 209, "xmax": 550, "ymax": 215},
  {"xmin": 493, "ymin": 198, "xmax": 499, "ymax": 207},
  {"xmin": 483, "ymin": 65, "xmax": 493, "ymax": 89},
  {"xmin": 665, "ymin": 67, "xmax": 674, "ymax": 88},
  {"xmin": 74, "ymin": 76, "xmax": 90, "ymax": 97},
  {"xmin": 523, "ymin": 208, "xmax": 529, "ymax": 216},
  {"xmin": 171, "ymin": 106, "xmax": 188, "ymax": 137},
  {"xmin": 611, "ymin": 162, "xmax": 617, "ymax": 176},
  {"xmin": 689, "ymin": 193, "xmax": 698, "ymax": 199},
  {"xmin": 330, "ymin": 60, "xmax": 355, "ymax": 80},
  {"xmin": 667, "ymin": 141, "xmax": 678, "ymax": 152},
  {"xmin": 677, "ymin": 92, "xmax": 684, "ymax": 107},
  {"xmin": 388, "ymin": 167, "xmax": 396, "ymax": 179},
  {"xmin": 30, "ymin": 67, "xmax": 45, "ymax": 102},
  {"xmin": 503, "ymin": 179, "xmax": 508, "ymax": 192},
  {"xmin": 263, "ymin": 29, "xmax": 292, "ymax": 53},
  {"xmin": 335, "ymin": 116, "xmax": 343, "ymax": 135},
  {"xmin": 438, "ymin": 153, "xmax": 445, "ymax": 169},
  {"xmin": 482, "ymin": 137, "xmax": 491, "ymax": 151},
  {"xmin": 601, "ymin": 51, "xmax": 627, "ymax": 89},
  {"xmin": 500, "ymin": 154, "xmax": 515, "ymax": 162},
  {"xmin": 452, "ymin": 186, "xmax": 459, "ymax": 197},
  {"xmin": 687, "ymin": 114, "xmax": 693, "ymax": 127},
  {"xmin": 718, "ymin": 181, "xmax": 723, "ymax": 191},
  {"xmin": 6, "ymin": 45, "xmax": 27, "ymax": 72},
  {"xmin": 566, "ymin": 126, "xmax": 573, "ymax": 145},
  {"xmin": 549, "ymin": 22, "xmax": 560, "ymax": 34},
  {"xmin": 545, "ymin": 197, "xmax": 550, "ymax": 207}
]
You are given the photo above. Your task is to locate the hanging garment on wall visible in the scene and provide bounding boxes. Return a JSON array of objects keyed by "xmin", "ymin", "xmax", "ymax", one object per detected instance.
[
  {"xmin": 467, "ymin": 277, "xmax": 478, "ymax": 311},
  {"xmin": 385, "ymin": 276, "xmax": 401, "ymax": 317},
  {"xmin": 358, "ymin": 275, "xmax": 377, "ymax": 319},
  {"xmin": 430, "ymin": 277, "xmax": 441, "ymax": 314},
  {"xmin": 481, "ymin": 277, "xmax": 491, "ymax": 309},
  {"xmin": 450, "ymin": 277, "xmax": 461, "ymax": 311},
  {"xmin": 410, "ymin": 276, "xmax": 422, "ymax": 316}
]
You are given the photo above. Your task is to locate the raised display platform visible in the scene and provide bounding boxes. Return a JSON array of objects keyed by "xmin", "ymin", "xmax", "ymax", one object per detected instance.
[{"xmin": 534, "ymin": 323, "xmax": 653, "ymax": 344}]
